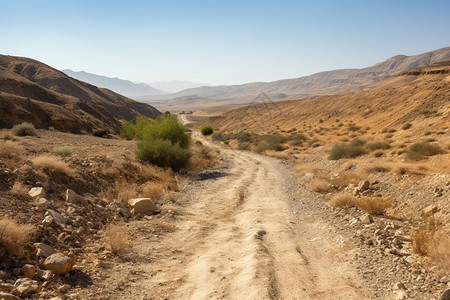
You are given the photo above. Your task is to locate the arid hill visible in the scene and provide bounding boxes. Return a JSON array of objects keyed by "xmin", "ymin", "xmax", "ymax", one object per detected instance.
[
  {"xmin": 210, "ymin": 61, "xmax": 450, "ymax": 134},
  {"xmin": 0, "ymin": 55, "xmax": 160, "ymax": 134},
  {"xmin": 145, "ymin": 47, "xmax": 450, "ymax": 112}
]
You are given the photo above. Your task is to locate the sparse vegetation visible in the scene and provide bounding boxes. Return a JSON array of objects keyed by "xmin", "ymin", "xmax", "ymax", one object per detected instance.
[
  {"xmin": 53, "ymin": 146, "xmax": 73, "ymax": 157},
  {"xmin": 31, "ymin": 155, "xmax": 73, "ymax": 175},
  {"xmin": 329, "ymin": 194, "xmax": 392, "ymax": 215},
  {"xmin": 419, "ymin": 109, "xmax": 437, "ymax": 117},
  {"xmin": 12, "ymin": 122, "xmax": 37, "ymax": 136},
  {"xmin": 329, "ymin": 142, "xmax": 366, "ymax": 160},
  {"xmin": 0, "ymin": 129, "xmax": 14, "ymax": 140},
  {"xmin": 137, "ymin": 139, "xmax": 190, "ymax": 171},
  {"xmin": 366, "ymin": 141, "xmax": 391, "ymax": 151},
  {"xmin": 0, "ymin": 141, "xmax": 22, "ymax": 158},
  {"xmin": 0, "ymin": 217, "xmax": 36, "ymax": 258},
  {"xmin": 105, "ymin": 223, "xmax": 130, "ymax": 255},
  {"xmin": 406, "ymin": 142, "xmax": 444, "ymax": 160},
  {"xmin": 309, "ymin": 178, "xmax": 330, "ymax": 193},
  {"xmin": 201, "ymin": 125, "xmax": 213, "ymax": 136}
]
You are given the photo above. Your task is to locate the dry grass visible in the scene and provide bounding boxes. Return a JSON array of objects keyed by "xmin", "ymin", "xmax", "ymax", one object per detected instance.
[
  {"xmin": 264, "ymin": 150, "xmax": 290, "ymax": 159},
  {"xmin": 141, "ymin": 182, "xmax": 166, "ymax": 200},
  {"xmin": 9, "ymin": 181, "xmax": 29, "ymax": 199},
  {"xmin": 329, "ymin": 172, "xmax": 362, "ymax": 188},
  {"xmin": 364, "ymin": 163, "xmax": 391, "ymax": 173},
  {"xmin": 309, "ymin": 178, "xmax": 330, "ymax": 193},
  {"xmin": 187, "ymin": 143, "xmax": 218, "ymax": 171},
  {"xmin": 31, "ymin": 155, "xmax": 73, "ymax": 175},
  {"xmin": 105, "ymin": 223, "xmax": 130, "ymax": 255},
  {"xmin": 329, "ymin": 194, "xmax": 392, "ymax": 215},
  {"xmin": 0, "ymin": 141, "xmax": 22, "ymax": 158},
  {"xmin": 0, "ymin": 217, "xmax": 36, "ymax": 258},
  {"xmin": 112, "ymin": 181, "xmax": 137, "ymax": 206},
  {"xmin": 429, "ymin": 234, "xmax": 450, "ymax": 270},
  {"xmin": 0, "ymin": 129, "xmax": 14, "ymax": 140}
]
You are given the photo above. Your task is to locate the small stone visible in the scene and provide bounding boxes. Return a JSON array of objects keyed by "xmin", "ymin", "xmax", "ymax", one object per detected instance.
[
  {"xmin": 58, "ymin": 284, "xmax": 71, "ymax": 293},
  {"xmin": 21, "ymin": 264, "xmax": 36, "ymax": 279},
  {"xmin": 0, "ymin": 282, "xmax": 14, "ymax": 292},
  {"xmin": 12, "ymin": 278, "xmax": 38, "ymax": 297},
  {"xmin": 36, "ymin": 198, "xmax": 49, "ymax": 212},
  {"xmin": 34, "ymin": 243, "xmax": 57, "ymax": 258},
  {"xmin": 42, "ymin": 215, "xmax": 54, "ymax": 226},
  {"xmin": 358, "ymin": 180, "xmax": 370, "ymax": 192},
  {"xmin": 43, "ymin": 253, "xmax": 75, "ymax": 274},
  {"xmin": 65, "ymin": 189, "xmax": 79, "ymax": 204},
  {"xmin": 45, "ymin": 210, "xmax": 66, "ymax": 229},
  {"xmin": 423, "ymin": 205, "xmax": 439, "ymax": 215},
  {"xmin": 36, "ymin": 269, "xmax": 52, "ymax": 281},
  {"xmin": 0, "ymin": 291, "xmax": 21, "ymax": 300},
  {"xmin": 360, "ymin": 214, "xmax": 374, "ymax": 224},
  {"xmin": 28, "ymin": 187, "xmax": 45, "ymax": 199},
  {"xmin": 128, "ymin": 198, "xmax": 156, "ymax": 215}
]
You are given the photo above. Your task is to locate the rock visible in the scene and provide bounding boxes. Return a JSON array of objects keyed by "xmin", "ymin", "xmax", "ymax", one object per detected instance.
[
  {"xmin": 360, "ymin": 214, "xmax": 374, "ymax": 224},
  {"xmin": 43, "ymin": 253, "xmax": 75, "ymax": 274},
  {"xmin": 42, "ymin": 215, "xmax": 54, "ymax": 226},
  {"xmin": 394, "ymin": 289, "xmax": 408, "ymax": 300},
  {"xmin": 21, "ymin": 264, "xmax": 36, "ymax": 279},
  {"xmin": 28, "ymin": 187, "xmax": 45, "ymax": 199},
  {"xmin": 358, "ymin": 180, "xmax": 370, "ymax": 191},
  {"xmin": 128, "ymin": 198, "xmax": 156, "ymax": 215},
  {"xmin": 423, "ymin": 205, "xmax": 439, "ymax": 215},
  {"xmin": 45, "ymin": 210, "xmax": 66, "ymax": 229},
  {"xmin": 36, "ymin": 269, "xmax": 52, "ymax": 281},
  {"xmin": 36, "ymin": 198, "xmax": 49, "ymax": 212},
  {"xmin": 34, "ymin": 243, "xmax": 57, "ymax": 258},
  {"xmin": 0, "ymin": 291, "xmax": 20, "ymax": 300},
  {"xmin": 442, "ymin": 289, "xmax": 450, "ymax": 300},
  {"xmin": 12, "ymin": 278, "xmax": 38, "ymax": 297},
  {"xmin": 0, "ymin": 283, "xmax": 14, "ymax": 292}
]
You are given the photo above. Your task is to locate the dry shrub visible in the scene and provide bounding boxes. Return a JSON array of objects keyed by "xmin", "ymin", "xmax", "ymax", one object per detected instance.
[
  {"xmin": 357, "ymin": 196, "xmax": 392, "ymax": 215},
  {"xmin": 264, "ymin": 150, "xmax": 290, "ymax": 159},
  {"xmin": 0, "ymin": 129, "xmax": 14, "ymax": 140},
  {"xmin": 429, "ymin": 234, "xmax": 450, "ymax": 270},
  {"xmin": 0, "ymin": 217, "xmax": 36, "ymax": 258},
  {"xmin": 329, "ymin": 194, "xmax": 392, "ymax": 215},
  {"xmin": 329, "ymin": 194, "xmax": 356, "ymax": 207},
  {"xmin": 141, "ymin": 182, "xmax": 166, "ymax": 200},
  {"xmin": 309, "ymin": 178, "xmax": 330, "ymax": 193},
  {"xmin": 188, "ymin": 143, "xmax": 217, "ymax": 171},
  {"xmin": 364, "ymin": 163, "xmax": 391, "ymax": 173},
  {"xmin": 9, "ymin": 181, "xmax": 29, "ymax": 198},
  {"xmin": 0, "ymin": 141, "xmax": 22, "ymax": 158},
  {"xmin": 53, "ymin": 146, "xmax": 73, "ymax": 157},
  {"xmin": 31, "ymin": 155, "xmax": 72, "ymax": 175},
  {"xmin": 115, "ymin": 181, "xmax": 137, "ymax": 206},
  {"xmin": 105, "ymin": 223, "xmax": 130, "ymax": 255}
]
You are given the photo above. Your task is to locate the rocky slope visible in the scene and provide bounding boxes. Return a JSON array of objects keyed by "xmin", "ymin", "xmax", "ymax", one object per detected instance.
[
  {"xmin": 145, "ymin": 47, "xmax": 450, "ymax": 112},
  {"xmin": 0, "ymin": 55, "xmax": 160, "ymax": 134}
]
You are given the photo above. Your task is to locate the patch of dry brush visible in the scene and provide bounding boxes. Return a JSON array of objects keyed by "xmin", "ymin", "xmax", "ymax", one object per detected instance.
[
  {"xmin": 0, "ymin": 217, "xmax": 36, "ymax": 258},
  {"xmin": 329, "ymin": 194, "xmax": 392, "ymax": 215},
  {"xmin": 105, "ymin": 223, "xmax": 130, "ymax": 255}
]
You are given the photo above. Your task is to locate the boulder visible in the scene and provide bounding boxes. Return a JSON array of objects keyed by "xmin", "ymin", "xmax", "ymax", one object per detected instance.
[
  {"xmin": 34, "ymin": 243, "xmax": 57, "ymax": 258},
  {"xmin": 43, "ymin": 253, "xmax": 74, "ymax": 274},
  {"xmin": 12, "ymin": 278, "xmax": 38, "ymax": 297},
  {"xmin": 358, "ymin": 180, "xmax": 370, "ymax": 192},
  {"xmin": 0, "ymin": 291, "xmax": 20, "ymax": 300},
  {"xmin": 21, "ymin": 264, "xmax": 36, "ymax": 279},
  {"xmin": 128, "ymin": 198, "xmax": 156, "ymax": 215},
  {"xmin": 36, "ymin": 269, "xmax": 52, "ymax": 281},
  {"xmin": 28, "ymin": 187, "xmax": 45, "ymax": 199},
  {"xmin": 65, "ymin": 189, "xmax": 81, "ymax": 204},
  {"xmin": 441, "ymin": 289, "xmax": 450, "ymax": 300}
]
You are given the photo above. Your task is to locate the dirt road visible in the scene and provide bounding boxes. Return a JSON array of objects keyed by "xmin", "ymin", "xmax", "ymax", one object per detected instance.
[{"xmin": 106, "ymin": 128, "xmax": 370, "ymax": 300}]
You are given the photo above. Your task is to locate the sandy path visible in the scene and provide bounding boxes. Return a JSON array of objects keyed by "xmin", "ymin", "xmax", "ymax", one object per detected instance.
[{"xmin": 125, "ymin": 130, "xmax": 372, "ymax": 299}]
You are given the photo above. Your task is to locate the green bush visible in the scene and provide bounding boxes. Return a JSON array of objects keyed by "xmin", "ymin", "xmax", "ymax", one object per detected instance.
[
  {"xmin": 201, "ymin": 126, "xmax": 213, "ymax": 136},
  {"xmin": 366, "ymin": 141, "xmax": 391, "ymax": 151},
  {"xmin": 137, "ymin": 139, "xmax": 190, "ymax": 171},
  {"xmin": 12, "ymin": 122, "xmax": 36, "ymax": 136},
  {"xmin": 329, "ymin": 143, "xmax": 366, "ymax": 160},
  {"xmin": 142, "ymin": 114, "xmax": 190, "ymax": 149},
  {"xmin": 223, "ymin": 140, "xmax": 230, "ymax": 145},
  {"xmin": 120, "ymin": 121, "xmax": 137, "ymax": 140},
  {"xmin": 406, "ymin": 142, "xmax": 443, "ymax": 160},
  {"xmin": 419, "ymin": 110, "xmax": 437, "ymax": 117}
]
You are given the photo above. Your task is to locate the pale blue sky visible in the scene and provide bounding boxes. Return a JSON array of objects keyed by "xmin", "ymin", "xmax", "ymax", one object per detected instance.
[{"xmin": 0, "ymin": 0, "xmax": 449, "ymax": 85}]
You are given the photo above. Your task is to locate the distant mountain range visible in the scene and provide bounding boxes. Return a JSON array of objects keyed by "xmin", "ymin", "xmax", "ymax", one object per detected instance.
[
  {"xmin": 146, "ymin": 80, "xmax": 212, "ymax": 94},
  {"xmin": 143, "ymin": 46, "xmax": 450, "ymax": 112},
  {"xmin": 62, "ymin": 69, "xmax": 164, "ymax": 98},
  {"xmin": 0, "ymin": 56, "xmax": 160, "ymax": 133}
]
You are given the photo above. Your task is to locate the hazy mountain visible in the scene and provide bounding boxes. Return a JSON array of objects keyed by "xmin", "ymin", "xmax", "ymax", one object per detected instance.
[
  {"xmin": 62, "ymin": 69, "xmax": 164, "ymax": 97},
  {"xmin": 0, "ymin": 55, "xmax": 160, "ymax": 133},
  {"xmin": 146, "ymin": 47, "xmax": 450, "ymax": 107},
  {"xmin": 146, "ymin": 80, "xmax": 211, "ymax": 94}
]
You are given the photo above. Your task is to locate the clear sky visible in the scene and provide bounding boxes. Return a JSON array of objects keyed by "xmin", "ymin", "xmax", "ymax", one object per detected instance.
[{"xmin": 0, "ymin": 0, "xmax": 449, "ymax": 85}]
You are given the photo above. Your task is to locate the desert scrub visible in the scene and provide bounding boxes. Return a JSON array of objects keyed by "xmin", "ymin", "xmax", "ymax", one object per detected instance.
[
  {"xmin": 53, "ymin": 146, "xmax": 73, "ymax": 157},
  {"xmin": 419, "ymin": 109, "xmax": 437, "ymax": 117},
  {"xmin": 348, "ymin": 124, "xmax": 361, "ymax": 131},
  {"xmin": 201, "ymin": 125, "xmax": 213, "ymax": 136},
  {"xmin": 329, "ymin": 194, "xmax": 392, "ymax": 215},
  {"xmin": 12, "ymin": 122, "xmax": 36, "ymax": 136},
  {"xmin": 0, "ymin": 217, "xmax": 36, "ymax": 258},
  {"xmin": 142, "ymin": 114, "xmax": 190, "ymax": 149},
  {"xmin": 329, "ymin": 142, "xmax": 366, "ymax": 160},
  {"xmin": 406, "ymin": 142, "xmax": 444, "ymax": 160},
  {"xmin": 105, "ymin": 223, "xmax": 130, "ymax": 255},
  {"xmin": 31, "ymin": 155, "xmax": 73, "ymax": 175},
  {"xmin": 137, "ymin": 139, "xmax": 190, "ymax": 171},
  {"xmin": 366, "ymin": 141, "xmax": 391, "ymax": 151}
]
